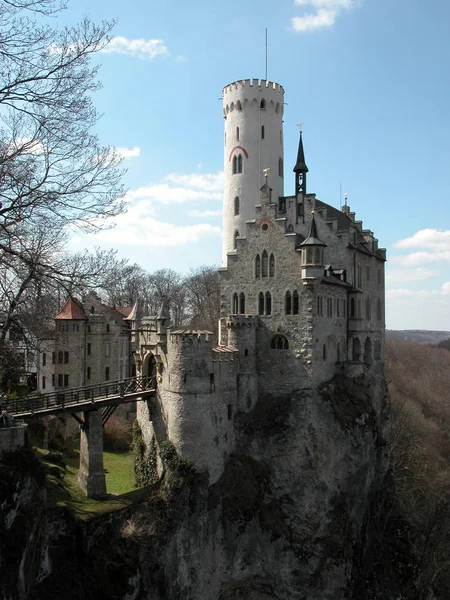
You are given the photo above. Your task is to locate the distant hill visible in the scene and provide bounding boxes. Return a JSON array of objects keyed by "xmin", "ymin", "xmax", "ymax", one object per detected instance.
[{"xmin": 386, "ymin": 329, "xmax": 450, "ymax": 345}]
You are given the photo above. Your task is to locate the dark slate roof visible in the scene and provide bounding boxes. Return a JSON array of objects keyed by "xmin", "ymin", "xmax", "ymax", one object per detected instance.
[
  {"xmin": 299, "ymin": 215, "xmax": 326, "ymax": 247},
  {"xmin": 293, "ymin": 133, "xmax": 309, "ymax": 173}
]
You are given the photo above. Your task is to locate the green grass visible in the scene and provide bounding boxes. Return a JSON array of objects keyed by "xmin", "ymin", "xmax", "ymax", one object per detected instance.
[{"xmin": 35, "ymin": 444, "xmax": 151, "ymax": 520}]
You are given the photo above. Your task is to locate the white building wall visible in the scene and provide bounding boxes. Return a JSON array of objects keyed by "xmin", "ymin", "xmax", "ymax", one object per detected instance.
[{"xmin": 222, "ymin": 79, "xmax": 285, "ymax": 264}]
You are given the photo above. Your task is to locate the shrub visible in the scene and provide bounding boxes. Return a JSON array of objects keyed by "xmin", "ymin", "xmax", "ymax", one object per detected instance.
[{"xmin": 103, "ymin": 416, "xmax": 132, "ymax": 452}]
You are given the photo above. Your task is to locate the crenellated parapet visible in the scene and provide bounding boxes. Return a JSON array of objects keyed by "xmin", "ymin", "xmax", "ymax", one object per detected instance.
[{"xmin": 225, "ymin": 315, "xmax": 259, "ymax": 330}]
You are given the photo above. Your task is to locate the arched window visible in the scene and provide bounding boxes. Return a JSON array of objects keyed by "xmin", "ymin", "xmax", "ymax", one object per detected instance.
[
  {"xmin": 232, "ymin": 293, "xmax": 238, "ymax": 314},
  {"xmin": 353, "ymin": 337, "xmax": 361, "ymax": 362},
  {"xmin": 365, "ymin": 297, "xmax": 371, "ymax": 320},
  {"xmin": 323, "ymin": 344, "xmax": 327, "ymax": 360},
  {"xmin": 255, "ymin": 254, "xmax": 261, "ymax": 278},
  {"xmin": 90, "ymin": 305, "xmax": 95, "ymax": 314},
  {"xmin": 377, "ymin": 298, "xmax": 382, "ymax": 321},
  {"xmin": 234, "ymin": 230, "xmax": 239, "ymax": 249},
  {"xmin": 260, "ymin": 99, "xmax": 266, "ymax": 110},
  {"xmin": 271, "ymin": 335, "xmax": 288, "ymax": 350},
  {"xmin": 350, "ymin": 298, "xmax": 356, "ymax": 318},
  {"xmin": 374, "ymin": 340, "xmax": 381, "ymax": 360},
  {"xmin": 269, "ymin": 253, "xmax": 275, "ymax": 277},
  {"xmin": 234, "ymin": 196, "xmax": 240, "ymax": 215},
  {"xmin": 262, "ymin": 250, "xmax": 268, "ymax": 277},
  {"xmin": 237, "ymin": 100, "xmax": 242, "ymax": 111},
  {"xmin": 364, "ymin": 337, "xmax": 372, "ymax": 363},
  {"xmin": 285, "ymin": 291, "xmax": 292, "ymax": 315},
  {"xmin": 293, "ymin": 290, "xmax": 299, "ymax": 315},
  {"xmin": 232, "ymin": 155, "xmax": 237, "ymax": 174},
  {"xmin": 236, "ymin": 127, "xmax": 239, "ymax": 141},
  {"xmin": 278, "ymin": 157, "xmax": 283, "ymax": 178},
  {"xmin": 261, "ymin": 125, "xmax": 265, "ymax": 139},
  {"xmin": 258, "ymin": 292, "xmax": 264, "ymax": 315},
  {"xmin": 237, "ymin": 154, "xmax": 243, "ymax": 173},
  {"xmin": 265, "ymin": 291, "xmax": 272, "ymax": 315},
  {"xmin": 239, "ymin": 293, "xmax": 245, "ymax": 315}
]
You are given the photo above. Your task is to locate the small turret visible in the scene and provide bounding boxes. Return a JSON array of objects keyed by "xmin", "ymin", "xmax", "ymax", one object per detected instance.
[
  {"xmin": 299, "ymin": 213, "xmax": 326, "ymax": 280},
  {"xmin": 156, "ymin": 297, "xmax": 170, "ymax": 342}
]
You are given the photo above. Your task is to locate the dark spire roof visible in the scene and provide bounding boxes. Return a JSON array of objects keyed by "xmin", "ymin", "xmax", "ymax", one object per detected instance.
[
  {"xmin": 299, "ymin": 215, "xmax": 326, "ymax": 247},
  {"xmin": 293, "ymin": 132, "xmax": 309, "ymax": 173}
]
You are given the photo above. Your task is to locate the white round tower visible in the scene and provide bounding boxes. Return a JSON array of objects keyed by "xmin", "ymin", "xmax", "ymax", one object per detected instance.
[{"xmin": 222, "ymin": 79, "xmax": 285, "ymax": 265}]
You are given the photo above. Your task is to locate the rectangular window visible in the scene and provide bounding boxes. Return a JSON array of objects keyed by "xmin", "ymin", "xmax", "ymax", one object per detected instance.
[
  {"xmin": 327, "ymin": 298, "xmax": 333, "ymax": 318},
  {"xmin": 42, "ymin": 376, "xmax": 46, "ymax": 390},
  {"xmin": 63, "ymin": 374, "xmax": 69, "ymax": 387},
  {"xmin": 58, "ymin": 374, "xmax": 63, "ymax": 387},
  {"xmin": 58, "ymin": 351, "xmax": 63, "ymax": 364},
  {"xmin": 52, "ymin": 351, "xmax": 56, "ymax": 364},
  {"xmin": 105, "ymin": 343, "xmax": 110, "ymax": 357},
  {"xmin": 105, "ymin": 367, "xmax": 110, "ymax": 381},
  {"xmin": 42, "ymin": 353, "xmax": 46, "ymax": 366},
  {"xmin": 87, "ymin": 367, "xmax": 91, "ymax": 380},
  {"xmin": 52, "ymin": 374, "xmax": 55, "ymax": 387},
  {"xmin": 317, "ymin": 296, "xmax": 323, "ymax": 317},
  {"xmin": 87, "ymin": 343, "xmax": 91, "ymax": 356},
  {"xmin": 64, "ymin": 351, "xmax": 69, "ymax": 364}
]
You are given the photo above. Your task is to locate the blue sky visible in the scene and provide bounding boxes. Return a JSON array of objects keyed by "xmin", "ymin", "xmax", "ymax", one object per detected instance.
[{"xmin": 58, "ymin": 0, "xmax": 450, "ymax": 330}]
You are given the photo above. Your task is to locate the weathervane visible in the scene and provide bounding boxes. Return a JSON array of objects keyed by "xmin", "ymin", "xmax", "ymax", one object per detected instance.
[
  {"xmin": 297, "ymin": 122, "xmax": 304, "ymax": 134},
  {"xmin": 263, "ymin": 167, "xmax": 270, "ymax": 179}
]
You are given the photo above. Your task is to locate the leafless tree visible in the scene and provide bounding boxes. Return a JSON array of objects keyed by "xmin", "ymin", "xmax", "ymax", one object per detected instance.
[{"xmin": 0, "ymin": 0, "xmax": 126, "ymax": 343}]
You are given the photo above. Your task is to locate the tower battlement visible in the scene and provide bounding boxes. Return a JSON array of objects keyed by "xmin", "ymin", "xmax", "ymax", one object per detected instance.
[{"xmin": 223, "ymin": 79, "xmax": 284, "ymax": 94}]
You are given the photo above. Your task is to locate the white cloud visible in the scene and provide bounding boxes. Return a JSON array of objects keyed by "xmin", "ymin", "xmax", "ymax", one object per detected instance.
[
  {"xmin": 386, "ymin": 283, "xmax": 450, "ymax": 330},
  {"xmin": 394, "ymin": 228, "xmax": 450, "ymax": 251},
  {"xmin": 188, "ymin": 209, "xmax": 222, "ymax": 218},
  {"xmin": 116, "ymin": 146, "xmax": 141, "ymax": 160},
  {"xmin": 122, "ymin": 171, "xmax": 224, "ymax": 205},
  {"xmin": 93, "ymin": 199, "xmax": 220, "ymax": 247},
  {"xmin": 295, "ymin": 0, "xmax": 355, "ymax": 7},
  {"xmin": 386, "ymin": 267, "xmax": 440, "ymax": 284},
  {"xmin": 175, "ymin": 55, "xmax": 187, "ymax": 62},
  {"xmin": 390, "ymin": 251, "xmax": 450, "ymax": 267},
  {"xmin": 292, "ymin": 0, "xmax": 358, "ymax": 32},
  {"xmin": 100, "ymin": 36, "xmax": 169, "ymax": 60}
]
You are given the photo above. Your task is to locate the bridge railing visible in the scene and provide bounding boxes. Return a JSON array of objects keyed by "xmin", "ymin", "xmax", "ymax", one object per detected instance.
[{"xmin": 8, "ymin": 376, "xmax": 156, "ymax": 416}]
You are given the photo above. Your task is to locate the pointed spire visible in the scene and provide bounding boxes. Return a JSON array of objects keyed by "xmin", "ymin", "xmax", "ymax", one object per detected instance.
[
  {"xmin": 293, "ymin": 132, "xmax": 309, "ymax": 174},
  {"xmin": 157, "ymin": 297, "xmax": 169, "ymax": 321},
  {"xmin": 126, "ymin": 299, "xmax": 143, "ymax": 322},
  {"xmin": 300, "ymin": 214, "xmax": 326, "ymax": 247}
]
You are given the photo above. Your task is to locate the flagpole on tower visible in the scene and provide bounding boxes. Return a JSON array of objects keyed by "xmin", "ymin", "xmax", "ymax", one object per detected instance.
[{"xmin": 265, "ymin": 29, "xmax": 268, "ymax": 81}]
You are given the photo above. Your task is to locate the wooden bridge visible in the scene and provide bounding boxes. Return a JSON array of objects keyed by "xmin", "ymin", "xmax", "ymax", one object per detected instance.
[
  {"xmin": 8, "ymin": 376, "xmax": 156, "ymax": 419},
  {"xmin": 6, "ymin": 376, "xmax": 156, "ymax": 500}
]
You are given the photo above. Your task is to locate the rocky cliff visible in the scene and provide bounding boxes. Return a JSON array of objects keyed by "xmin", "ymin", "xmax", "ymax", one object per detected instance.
[{"xmin": 0, "ymin": 374, "xmax": 427, "ymax": 599}]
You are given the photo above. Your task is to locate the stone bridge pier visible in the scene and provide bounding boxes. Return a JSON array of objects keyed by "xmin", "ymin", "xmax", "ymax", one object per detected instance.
[{"xmin": 78, "ymin": 410, "xmax": 106, "ymax": 499}]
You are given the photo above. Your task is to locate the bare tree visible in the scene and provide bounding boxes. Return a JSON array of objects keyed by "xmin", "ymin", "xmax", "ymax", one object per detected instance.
[
  {"xmin": 184, "ymin": 265, "xmax": 219, "ymax": 336},
  {"xmin": 0, "ymin": 1, "xmax": 125, "ymax": 237}
]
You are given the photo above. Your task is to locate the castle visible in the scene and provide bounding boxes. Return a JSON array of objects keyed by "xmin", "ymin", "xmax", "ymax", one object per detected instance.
[
  {"xmin": 133, "ymin": 78, "xmax": 386, "ymax": 484},
  {"xmin": 39, "ymin": 78, "xmax": 386, "ymax": 486}
]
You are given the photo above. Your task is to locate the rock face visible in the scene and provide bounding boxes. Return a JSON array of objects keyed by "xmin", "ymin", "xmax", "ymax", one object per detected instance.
[{"xmin": 1, "ymin": 372, "xmax": 418, "ymax": 600}]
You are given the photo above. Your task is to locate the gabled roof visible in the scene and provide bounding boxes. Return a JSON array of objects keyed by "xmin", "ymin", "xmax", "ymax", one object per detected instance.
[
  {"xmin": 116, "ymin": 306, "xmax": 133, "ymax": 318},
  {"xmin": 54, "ymin": 298, "xmax": 87, "ymax": 320}
]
